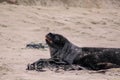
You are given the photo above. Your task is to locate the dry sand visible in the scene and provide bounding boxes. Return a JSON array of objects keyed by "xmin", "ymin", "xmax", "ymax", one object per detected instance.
[{"xmin": 0, "ymin": 1, "xmax": 120, "ymax": 80}]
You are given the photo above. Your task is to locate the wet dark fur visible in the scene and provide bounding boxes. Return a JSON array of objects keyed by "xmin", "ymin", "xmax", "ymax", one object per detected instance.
[{"xmin": 27, "ymin": 33, "xmax": 120, "ymax": 71}]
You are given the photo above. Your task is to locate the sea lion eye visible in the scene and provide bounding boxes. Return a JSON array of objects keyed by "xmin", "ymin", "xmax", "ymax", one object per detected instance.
[{"xmin": 54, "ymin": 36, "xmax": 60, "ymax": 42}]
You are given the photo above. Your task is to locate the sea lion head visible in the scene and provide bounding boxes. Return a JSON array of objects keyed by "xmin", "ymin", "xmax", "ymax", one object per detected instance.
[{"xmin": 45, "ymin": 33, "xmax": 69, "ymax": 48}]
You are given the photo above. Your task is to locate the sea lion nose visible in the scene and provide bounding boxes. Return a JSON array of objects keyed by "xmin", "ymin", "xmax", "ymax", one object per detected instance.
[
  {"xmin": 45, "ymin": 33, "xmax": 52, "ymax": 39},
  {"xmin": 46, "ymin": 32, "xmax": 53, "ymax": 37},
  {"xmin": 48, "ymin": 32, "xmax": 53, "ymax": 35}
]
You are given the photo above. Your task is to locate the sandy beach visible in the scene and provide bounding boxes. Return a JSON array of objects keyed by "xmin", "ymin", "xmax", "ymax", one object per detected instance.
[{"xmin": 0, "ymin": 0, "xmax": 120, "ymax": 80}]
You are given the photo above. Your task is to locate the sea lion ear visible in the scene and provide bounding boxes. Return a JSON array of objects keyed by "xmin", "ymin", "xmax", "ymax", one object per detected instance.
[{"xmin": 61, "ymin": 36, "xmax": 67, "ymax": 41}]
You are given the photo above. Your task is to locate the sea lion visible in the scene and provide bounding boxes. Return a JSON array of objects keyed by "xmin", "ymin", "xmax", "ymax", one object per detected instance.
[{"xmin": 27, "ymin": 33, "xmax": 120, "ymax": 71}]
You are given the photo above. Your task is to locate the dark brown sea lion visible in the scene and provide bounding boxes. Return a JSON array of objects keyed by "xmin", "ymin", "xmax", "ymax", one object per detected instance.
[{"xmin": 27, "ymin": 33, "xmax": 120, "ymax": 71}]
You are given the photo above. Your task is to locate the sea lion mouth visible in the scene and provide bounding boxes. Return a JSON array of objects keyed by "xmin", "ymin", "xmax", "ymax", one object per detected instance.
[{"xmin": 46, "ymin": 36, "xmax": 53, "ymax": 43}]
